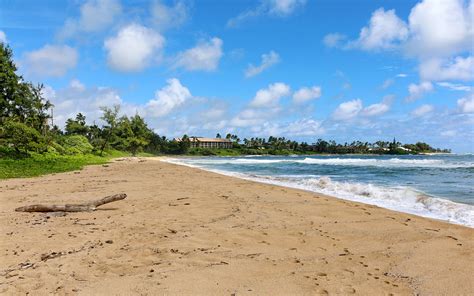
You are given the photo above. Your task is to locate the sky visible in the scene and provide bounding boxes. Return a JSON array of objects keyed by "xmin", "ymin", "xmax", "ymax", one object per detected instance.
[{"xmin": 0, "ymin": 0, "xmax": 473, "ymax": 152}]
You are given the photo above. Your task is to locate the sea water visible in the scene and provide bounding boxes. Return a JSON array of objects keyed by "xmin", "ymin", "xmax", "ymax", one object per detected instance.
[{"xmin": 164, "ymin": 154, "xmax": 474, "ymax": 227}]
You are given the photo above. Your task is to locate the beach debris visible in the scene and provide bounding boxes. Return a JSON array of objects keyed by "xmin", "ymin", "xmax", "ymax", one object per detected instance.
[{"xmin": 14, "ymin": 193, "xmax": 127, "ymax": 212}]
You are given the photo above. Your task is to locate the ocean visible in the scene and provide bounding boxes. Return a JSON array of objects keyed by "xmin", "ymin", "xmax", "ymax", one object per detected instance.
[{"xmin": 164, "ymin": 154, "xmax": 474, "ymax": 228}]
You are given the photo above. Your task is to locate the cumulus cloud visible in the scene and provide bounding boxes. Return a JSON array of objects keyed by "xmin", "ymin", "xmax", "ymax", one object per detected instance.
[
  {"xmin": 249, "ymin": 118, "xmax": 324, "ymax": 137},
  {"xmin": 0, "ymin": 30, "xmax": 7, "ymax": 43},
  {"xmin": 227, "ymin": 0, "xmax": 306, "ymax": 27},
  {"xmin": 249, "ymin": 82, "xmax": 291, "ymax": 107},
  {"xmin": 331, "ymin": 96, "xmax": 392, "ymax": 121},
  {"xmin": 323, "ymin": 33, "xmax": 346, "ymax": 48},
  {"xmin": 353, "ymin": 8, "xmax": 408, "ymax": 50},
  {"xmin": 332, "ymin": 99, "xmax": 363, "ymax": 120},
  {"xmin": 406, "ymin": 81, "xmax": 433, "ymax": 101},
  {"xmin": 42, "ymin": 80, "xmax": 125, "ymax": 127},
  {"xmin": 174, "ymin": 37, "xmax": 223, "ymax": 71},
  {"xmin": 58, "ymin": 0, "xmax": 122, "ymax": 39},
  {"xmin": 245, "ymin": 50, "xmax": 280, "ymax": 78},
  {"xmin": 150, "ymin": 0, "xmax": 188, "ymax": 30},
  {"xmin": 282, "ymin": 119, "xmax": 325, "ymax": 136},
  {"xmin": 457, "ymin": 93, "xmax": 474, "ymax": 113},
  {"xmin": 104, "ymin": 24, "xmax": 164, "ymax": 72},
  {"xmin": 23, "ymin": 45, "xmax": 78, "ymax": 77},
  {"xmin": 292, "ymin": 86, "xmax": 321, "ymax": 104},
  {"xmin": 146, "ymin": 78, "xmax": 192, "ymax": 117},
  {"xmin": 411, "ymin": 104, "xmax": 434, "ymax": 117},
  {"xmin": 230, "ymin": 108, "xmax": 276, "ymax": 127},
  {"xmin": 327, "ymin": 0, "xmax": 473, "ymax": 83},
  {"xmin": 420, "ymin": 56, "xmax": 474, "ymax": 81},
  {"xmin": 406, "ymin": 0, "xmax": 473, "ymax": 58},
  {"xmin": 361, "ymin": 95, "xmax": 393, "ymax": 117}
]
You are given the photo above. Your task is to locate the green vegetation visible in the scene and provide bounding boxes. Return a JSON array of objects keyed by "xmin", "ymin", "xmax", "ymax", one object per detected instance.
[
  {"xmin": 0, "ymin": 150, "xmax": 129, "ymax": 179},
  {"xmin": 0, "ymin": 43, "xmax": 451, "ymax": 179}
]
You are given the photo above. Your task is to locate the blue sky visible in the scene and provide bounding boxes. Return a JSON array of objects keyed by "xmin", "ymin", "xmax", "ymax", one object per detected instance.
[{"xmin": 1, "ymin": 0, "xmax": 473, "ymax": 152}]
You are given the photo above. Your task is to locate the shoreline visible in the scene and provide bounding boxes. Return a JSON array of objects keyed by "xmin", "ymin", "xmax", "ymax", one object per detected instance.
[
  {"xmin": 161, "ymin": 156, "xmax": 474, "ymax": 228},
  {"xmin": 1, "ymin": 158, "xmax": 473, "ymax": 295}
]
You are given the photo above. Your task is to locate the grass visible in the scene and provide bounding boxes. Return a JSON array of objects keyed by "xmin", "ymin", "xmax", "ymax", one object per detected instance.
[{"xmin": 0, "ymin": 150, "xmax": 130, "ymax": 179}]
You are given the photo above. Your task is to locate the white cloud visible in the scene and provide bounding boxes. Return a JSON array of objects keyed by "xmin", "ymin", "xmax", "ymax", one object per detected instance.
[
  {"xmin": 420, "ymin": 56, "xmax": 474, "ymax": 81},
  {"xmin": 268, "ymin": 0, "xmax": 307, "ymax": 15},
  {"xmin": 323, "ymin": 33, "xmax": 346, "ymax": 48},
  {"xmin": 292, "ymin": 86, "xmax": 321, "ymax": 104},
  {"xmin": 396, "ymin": 73, "xmax": 408, "ymax": 78},
  {"xmin": 406, "ymin": 81, "xmax": 433, "ymax": 101},
  {"xmin": 104, "ymin": 24, "xmax": 164, "ymax": 72},
  {"xmin": 249, "ymin": 118, "xmax": 324, "ymax": 137},
  {"xmin": 354, "ymin": 8, "xmax": 408, "ymax": 50},
  {"xmin": 23, "ymin": 45, "xmax": 78, "ymax": 77},
  {"xmin": 380, "ymin": 78, "xmax": 394, "ymax": 89},
  {"xmin": 249, "ymin": 82, "xmax": 291, "ymax": 107},
  {"xmin": 411, "ymin": 104, "xmax": 434, "ymax": 117},
  {"xmin": 174, "ymin": 37, "xmax": 223, "ymax": 72},
  {"xmin": 331, "ymin": 96, "xmax": 392, "ymax": 119},
  {"xmin": 69, "ymin": 79, "xmax": 86, "ymax": 91},
  {"xmin": 42, "ymin": 80, "xmax": 125, "ymax": 127},
  {"xmin": 406, "ymin": 0, "xmax": 473, "ymax": 58},
  {"xmin": 332, "ymin": 99, "xmax": 363, "ymax": 120},
  {"xmin": 437, "ymin": 82, "xmax": 472, "ymax": 92},
  {"xmin": 440, "ymin": 130, "xmax": 457, "ymax": 137},
  {"xmin": 361, "ymin": 95, "xmax": 393, "ymax": 117},
  {"xmin": 146, "ymin": 78, "xmax": 192, "ymax": 117},
  {"xmin": 457, "ymin": 93, "xmax": 474, "ymax": 113},
  {"xmin": 227, "ymin": 0, "xmax": 306, "ymax": 27},
  {"xmin": 230, "ymin": 108, "xmax": 271, "ymax": 127},
  {"xmin": 58, "ymin": 0, "xmax": 122, "ymax": 39},
  {"xmin": 245, "ymin": 50, "xmax": 280, "ymax": 78},
  {"xmin": 283, "ymin": 118, "xmax": 325, "ymax": 136},
  {"xmin": 0, "ymin": 30, "xmax": 7, "ymax": 43},
  {"xmin": 150, "ymin": 0, "xmax": 188, "ymax": 30},
  {"xmin": 329, "ymin": 0, "xmax": 473, "ymax": 83}
]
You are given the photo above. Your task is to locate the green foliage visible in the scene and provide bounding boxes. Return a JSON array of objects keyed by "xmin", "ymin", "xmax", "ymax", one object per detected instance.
[
  {"xmin": 65, "ymin": 113, "xmax": 89, "ymax": 136},
  {"xmin": 0, "ymin": 153, "xmax": 107, "ymax": 179},
  {"xmin": 178, "ymin": 134, "xmax": 191, "ymax": 154},
  {"xmin": 0, "ymin": 120, "xmax": 45, "ymax": 153},
  {"xmin": 0, "ymin": 43, "xmax": 51, "ymax": 131},
  {"xmin": 61, "ymin": 135, "xmax": 93, "ymax": 155}
]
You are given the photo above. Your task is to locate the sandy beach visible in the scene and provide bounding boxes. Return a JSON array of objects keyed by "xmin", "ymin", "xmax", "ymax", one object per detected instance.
[{"xmin": 1, "ymin": 157, "xmax": 473, "ymax": 295}]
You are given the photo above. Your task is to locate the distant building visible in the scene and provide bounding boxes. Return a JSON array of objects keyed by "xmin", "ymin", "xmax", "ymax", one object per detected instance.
[
  {"xmin": 398, "ymin": 146, "xmax": 411, "ymax": 152},
  {"xmin": 174, "ymin": 137, "xmax": 233, "ymax": 149}
]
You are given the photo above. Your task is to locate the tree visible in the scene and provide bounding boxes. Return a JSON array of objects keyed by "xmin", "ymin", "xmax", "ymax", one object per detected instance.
[
  {"xmin": 216, "ymin": 133, "xmax": 221, "ymax": 138},
  {"xmin": 0, "ymin": 120, "xmax": 44, "ymax": 154},
  {"xmin": 179, "ymin": 134, "xmax": 191, "ymax": 154},
  {"xmin": 98, "ymin": 105, "xmax": 120, "ymax": 156},
  {"xmin": 65, "ymin": 113, "xmax": 89, "ymax": 136},
  {"xmin": 128, "ymin": 114, "xmax": 152, "ymax": 155},
  {"xmin": 0, "ymin": 43, "xmax": 51, "ymax": 131}
]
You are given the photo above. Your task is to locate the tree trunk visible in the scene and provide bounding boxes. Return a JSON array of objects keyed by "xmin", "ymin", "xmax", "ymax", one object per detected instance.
[{"xmin": 15, "ymin": 193, "xmax": 127, "ymax": 212}]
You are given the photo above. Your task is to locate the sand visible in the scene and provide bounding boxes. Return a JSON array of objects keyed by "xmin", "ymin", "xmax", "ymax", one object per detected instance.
[{"xmin": 1, "ymin": 157, "xmax": 473, "ymax": 295}]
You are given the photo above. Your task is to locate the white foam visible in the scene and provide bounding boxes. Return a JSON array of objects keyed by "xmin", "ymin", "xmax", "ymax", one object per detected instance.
[
  {"xmin": 172, "ymin": 156, "xmax": 473, "ymax": 168},
  {"xmin": 162, "ymin": 158, "xmax": 474, "ymax": 228}
]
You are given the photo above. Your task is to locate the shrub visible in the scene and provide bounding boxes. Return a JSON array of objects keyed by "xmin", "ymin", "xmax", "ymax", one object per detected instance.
[
  {"xmin": 62, "ymin": 135, "xmax": 93, "ymax": 155},
  {"xmin": 0, "ymin": 120, "xmax": 45, "ymax": 153}
]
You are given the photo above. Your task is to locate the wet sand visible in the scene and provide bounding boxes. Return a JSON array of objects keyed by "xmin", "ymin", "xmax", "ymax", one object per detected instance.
[{"xmin": 1, "ymin": 157, "xmax": 473, "ymax": 295}]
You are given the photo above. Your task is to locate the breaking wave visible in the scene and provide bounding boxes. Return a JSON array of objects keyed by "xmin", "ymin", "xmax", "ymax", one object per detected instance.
[
  {"xmin": 162, "ymin": 157, "xmax": 474, "ymax": 227},
  {"xmin": 176, "ymin": 157, "xmax": 473, "ymax": 169}
]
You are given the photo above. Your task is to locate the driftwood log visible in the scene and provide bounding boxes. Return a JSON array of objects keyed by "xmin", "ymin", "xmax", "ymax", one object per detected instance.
[{"xmin": 15, "ymin": 193, "xmax": 127, "ymax": 212}]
